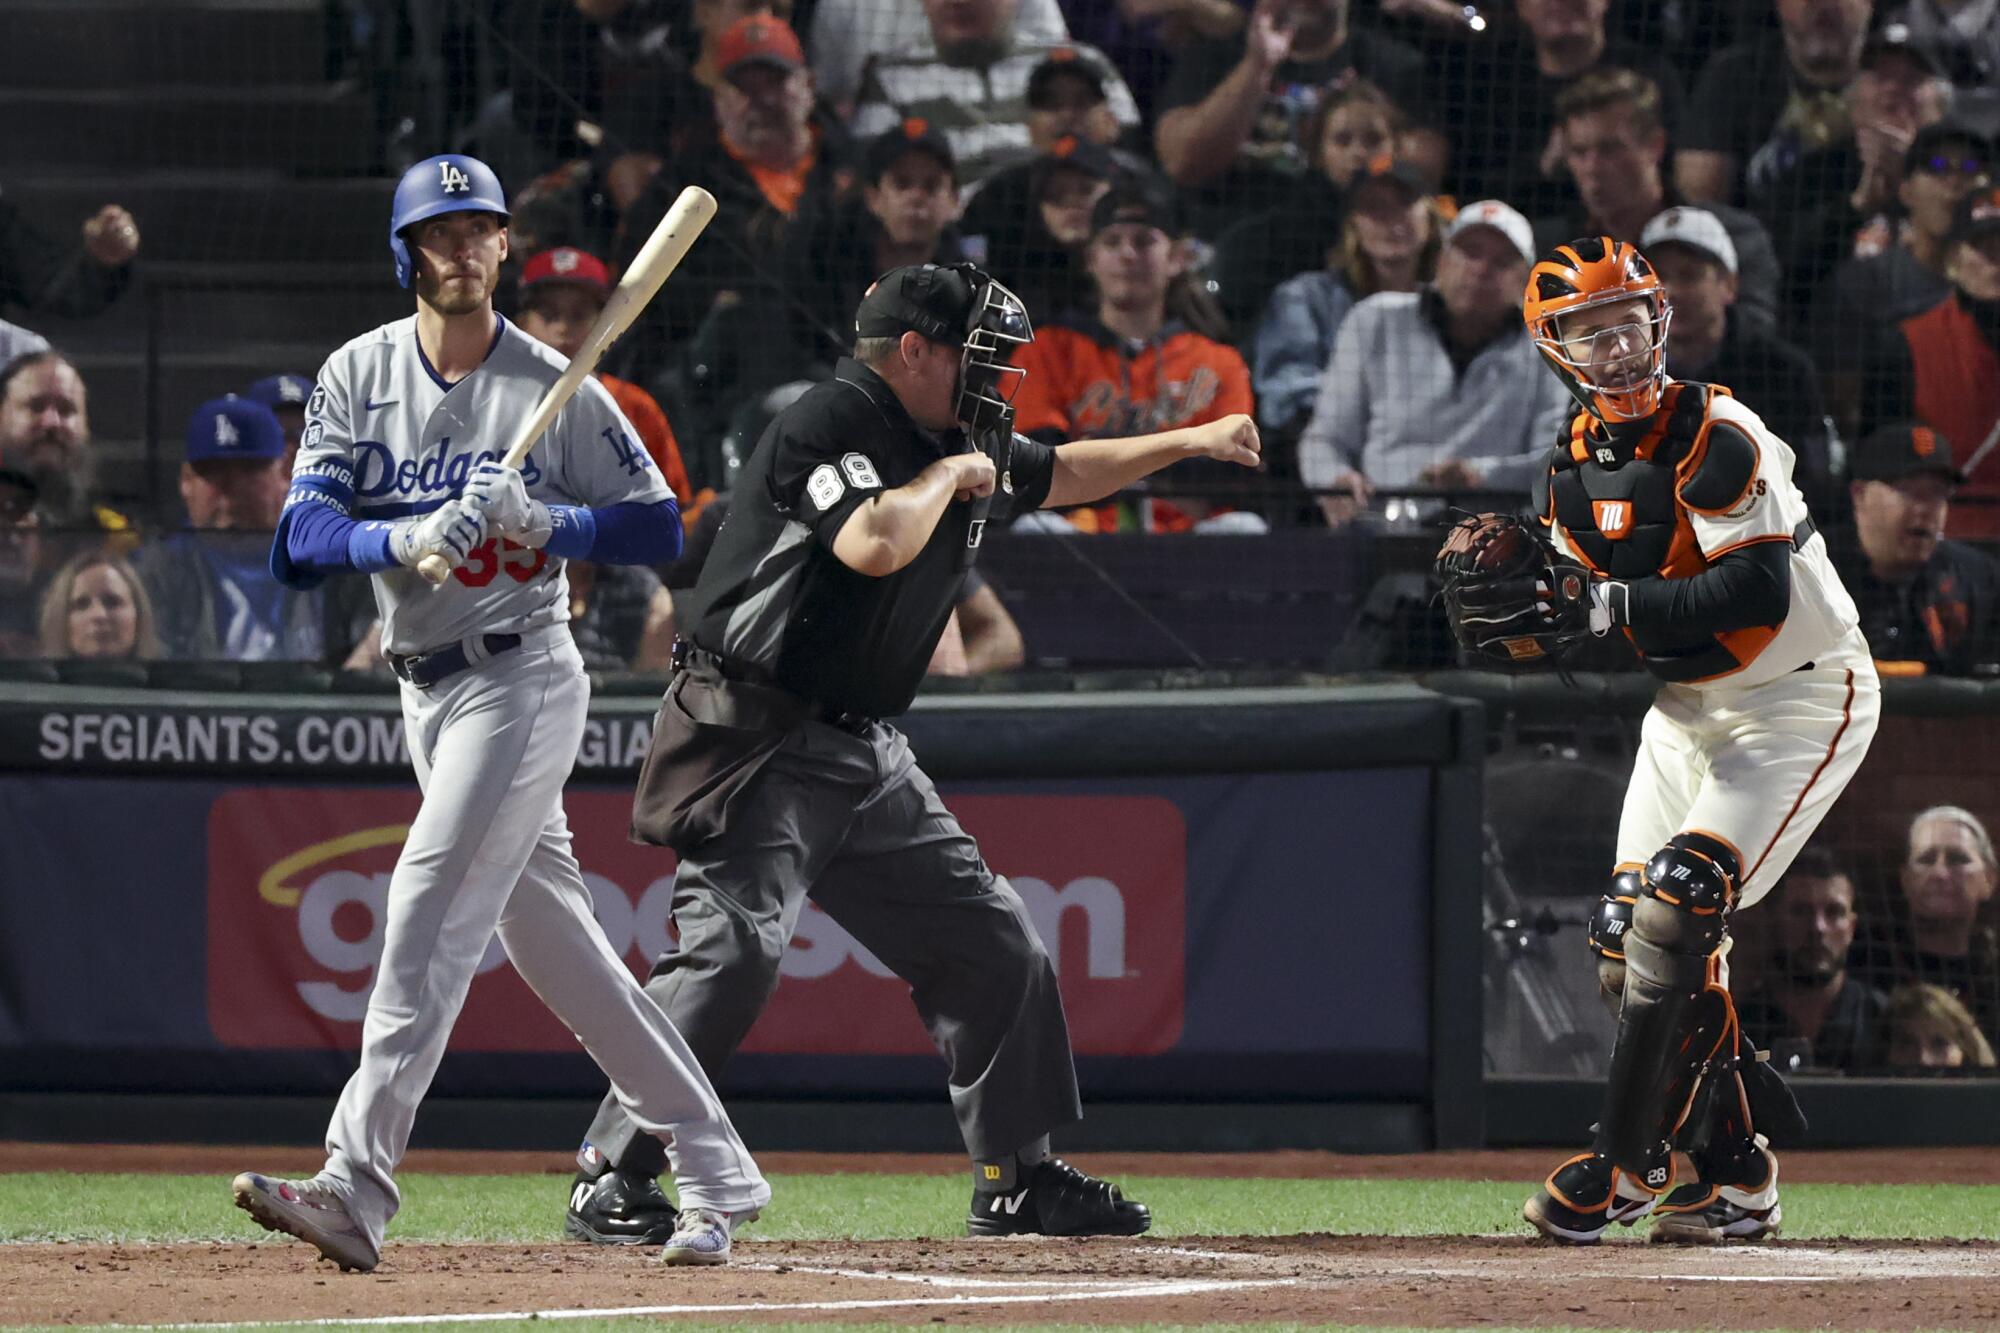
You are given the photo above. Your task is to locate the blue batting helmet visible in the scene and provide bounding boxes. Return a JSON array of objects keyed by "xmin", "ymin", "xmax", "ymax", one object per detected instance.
[{"xmin": 389, "ymin": 154, "xmax": 510, "ymax": 289}]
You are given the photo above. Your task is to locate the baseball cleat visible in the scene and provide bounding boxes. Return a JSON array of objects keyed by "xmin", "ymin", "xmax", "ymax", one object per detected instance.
[
  {"xmin": 659, "ymin": 1207, "xmax": 755, "ymax": 1265},
  {"xmin": 1651, "ymin": 1142, "xmax": 1781, "ymax": 1244},
  {"xmin": 966, "ymin": 1158, "xmax": 1152, "ymax": 1237},
  {"xmin": 1522, "ymin": 1151, "xmax": 1666, "ymax": 1245},
  {"xmin": 565, "ymin": 1170, "xmax": 678, "ymax": 1245},
  {"xmin": 231, "ymin": 1171, "xmax": 378, "ymax": 1272}
]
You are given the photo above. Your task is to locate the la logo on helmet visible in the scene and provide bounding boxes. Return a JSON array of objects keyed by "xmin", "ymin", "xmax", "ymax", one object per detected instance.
[
  {"xmin": 439, "ymin": 162, "xmax": 471, "ymax": 194},
  {"xmin": 214, "ymin": 414, "xmax": 240, "ymax": 449}
]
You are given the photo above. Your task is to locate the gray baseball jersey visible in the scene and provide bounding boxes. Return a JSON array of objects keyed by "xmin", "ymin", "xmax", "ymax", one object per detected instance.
[{"xmin": 294, "ymin": 314, "xmax": 671, "ymax": 655}]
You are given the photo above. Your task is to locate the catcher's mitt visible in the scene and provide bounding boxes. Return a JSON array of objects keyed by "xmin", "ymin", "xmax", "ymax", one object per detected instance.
[{"xmin": 1434, "ymin": 512, "xmax": 1596, "ymax": 667}]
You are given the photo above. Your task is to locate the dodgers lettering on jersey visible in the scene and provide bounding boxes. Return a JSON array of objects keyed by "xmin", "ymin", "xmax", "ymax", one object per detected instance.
[{"xmin": 287, "ymin": 315, "xmax": 671, "ymax": 654}]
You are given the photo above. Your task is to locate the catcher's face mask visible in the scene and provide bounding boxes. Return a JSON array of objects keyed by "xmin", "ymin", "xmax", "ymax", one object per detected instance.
[
  {"xmin": 1525, "ymin": 237, "xmax": 1672, "ymax": 424},
  {"xmin": 951, "ymin": 266, "xmax": 1033, "ymax": 436}
]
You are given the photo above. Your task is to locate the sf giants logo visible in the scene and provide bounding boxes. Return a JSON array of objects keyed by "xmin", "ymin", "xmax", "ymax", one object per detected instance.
[
  {"xmin": 1592, "ymin": 499, "xmax": 1634, "ymax": 538},
  {"xmin": 438, "ymin": 161, "xmax": 472, "ymax": 194}
]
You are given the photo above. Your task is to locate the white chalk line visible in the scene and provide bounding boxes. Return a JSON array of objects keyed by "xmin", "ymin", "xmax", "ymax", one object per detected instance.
[
  {"xmin": 736, "ymin": 1259, "xmax": 1145, "ymax": 1289},
  {"xmin": 109, "ymin": 1276, "xmax": 1302, "ymax": 1329}
]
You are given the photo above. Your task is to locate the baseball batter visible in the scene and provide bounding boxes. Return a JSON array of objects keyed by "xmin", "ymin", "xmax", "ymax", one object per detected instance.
[
  {"xmin": 1485, "ymin": 237, "xmax": 1881, "ymax": 1244},
  {"xmin": 230, "ymin": 154, "xmax": 767, "ymax": 1270}
]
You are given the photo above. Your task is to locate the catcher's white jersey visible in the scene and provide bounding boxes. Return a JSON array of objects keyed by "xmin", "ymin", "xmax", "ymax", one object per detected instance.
[{"xmin": 290, "ymin": 315, "xmax": 670, "ymax": 655}]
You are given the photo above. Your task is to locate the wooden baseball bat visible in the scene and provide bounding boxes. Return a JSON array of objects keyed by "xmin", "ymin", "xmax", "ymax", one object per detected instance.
[{"xmin": 418, "ymin": 185, "xmax": 720, "ymax": 585}]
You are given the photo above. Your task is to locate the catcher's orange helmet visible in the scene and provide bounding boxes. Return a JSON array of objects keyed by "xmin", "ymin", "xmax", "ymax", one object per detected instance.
[{"xmin": 1523, "ymin": 237, "xmax": 1672, "ymax": 424}]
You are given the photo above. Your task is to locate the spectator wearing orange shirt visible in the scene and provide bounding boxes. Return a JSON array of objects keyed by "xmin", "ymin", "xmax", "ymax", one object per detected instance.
[
  {"xmin": 515, "ymin": 246, "xmax": 706, "ymax": 530},
  {"xmin": 1010, "ymin": 186, "xmax": 1259, "ymax": 533}
]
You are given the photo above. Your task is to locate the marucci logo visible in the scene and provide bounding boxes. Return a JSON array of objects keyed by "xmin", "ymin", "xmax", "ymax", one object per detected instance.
[{"xmin": 207, "ymin": 790, "xmax": 1187, "ymax": 1054}]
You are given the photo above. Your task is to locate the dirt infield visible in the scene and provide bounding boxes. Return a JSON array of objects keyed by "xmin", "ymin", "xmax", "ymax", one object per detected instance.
[
  {"xmin": 5, "ymin": 1235, "xmax": 1999, "ymax": 1328},
  {"xmin": 4, "ymin": 1146, "xmax": 1999, "ymax": 1327}
]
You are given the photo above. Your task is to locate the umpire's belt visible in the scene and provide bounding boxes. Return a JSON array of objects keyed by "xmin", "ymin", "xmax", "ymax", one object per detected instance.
[
  {"xmin": 389, "ymin": 633, "xmax": 524, "ymax": 689},
  {"xmin": 679, "ymin": 644, "xmax": 875, "ymax": 734}
]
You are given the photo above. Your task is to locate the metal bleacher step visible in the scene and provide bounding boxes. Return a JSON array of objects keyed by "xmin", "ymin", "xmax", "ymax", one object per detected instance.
[
  {"xmin": 5, "ymin": 171, "xmax": 394, "ymax": 266},
  {"xmin": 0, "ymin": 0, "xmax": 329, "ymax": 91},
  {"xmin": 0, "ymin": 84, "xmax": 378, "ymax": 175}
]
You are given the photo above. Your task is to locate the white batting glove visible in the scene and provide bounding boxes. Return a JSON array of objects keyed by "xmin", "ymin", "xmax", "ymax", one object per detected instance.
[
  {"xmin": 391, "ymin": 499, "xmax": 488, "ymax": 570},
  {"xmin": 464, "ymin": 460, "xmax": 553, "ymax": 548}
]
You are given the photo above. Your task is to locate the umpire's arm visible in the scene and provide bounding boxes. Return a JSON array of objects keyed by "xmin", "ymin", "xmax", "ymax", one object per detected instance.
[{"xmin": 1041, "ymin": 415, "xmax": 1261, "ymax": 509}]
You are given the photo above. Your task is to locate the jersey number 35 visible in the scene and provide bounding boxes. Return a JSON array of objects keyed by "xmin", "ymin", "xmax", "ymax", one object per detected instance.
[{"xmin": 453, "ymin": 538, "xmax": 548, "ymax": 588}]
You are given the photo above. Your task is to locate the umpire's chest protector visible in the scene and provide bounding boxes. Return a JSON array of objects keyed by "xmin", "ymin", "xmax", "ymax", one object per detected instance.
[{"xmin": 1539, "ymin": 383, "xmax": 1723, "ymax": 582}]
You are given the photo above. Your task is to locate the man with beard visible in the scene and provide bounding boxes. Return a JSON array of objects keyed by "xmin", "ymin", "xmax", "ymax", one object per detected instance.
[
  {"xmin": 1831, "ymin": 420, "xmax": 2000, "ymax": 671},
  {"xmin": 232, "ymin": 153, "xmax": 767, "ymax": 1271},
  {"xmin": 0, "ymin": 352, "xmax": 132, "ymax": 539},
  {"xmin": 1738, "ymin": 846, "xmax": 1888, "ymax": 1071},
  {"xmin": 0, "ymin": 468, "xmax": 43, "ymax": 658}
]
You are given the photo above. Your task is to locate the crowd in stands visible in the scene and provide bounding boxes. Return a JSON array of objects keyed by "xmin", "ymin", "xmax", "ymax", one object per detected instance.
[{"xmin": 8, "ymin": 0, "xmax": 2000, "ymax": 686}]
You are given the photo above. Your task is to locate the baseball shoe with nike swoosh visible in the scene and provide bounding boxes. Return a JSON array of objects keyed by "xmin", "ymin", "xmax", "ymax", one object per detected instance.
[
  {"xmin": 231, "ymin": 1171, "xmax": 378, "ymax": 1272},
  {"xmin": 1651, "ymin": 1138, "xmax": 1782, "ymax": 1244},
  {"xmin": 1523, "ymin": 1151, "xmax": 1669, "ymax": 1244},
  {"xmin": 966, "ymin": 1158, "xmax": 1152, "ymax": 1237}
]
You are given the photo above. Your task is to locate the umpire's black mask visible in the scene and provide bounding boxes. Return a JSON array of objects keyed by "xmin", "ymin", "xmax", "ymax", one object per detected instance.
[{"xmin": 854, "ymin": 262, "xmax": 1033, "ymax": 435}]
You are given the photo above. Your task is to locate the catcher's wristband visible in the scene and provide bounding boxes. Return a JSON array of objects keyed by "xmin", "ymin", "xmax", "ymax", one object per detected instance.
[{"xmin": 1592, "ymin": 580, "xmax": 1629, "ymax": 635}]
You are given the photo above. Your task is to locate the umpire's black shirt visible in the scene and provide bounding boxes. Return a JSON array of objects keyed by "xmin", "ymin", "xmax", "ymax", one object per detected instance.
[{"xmin": 680, "ymin": 357, "xmax": 1055, "ymax": 718}]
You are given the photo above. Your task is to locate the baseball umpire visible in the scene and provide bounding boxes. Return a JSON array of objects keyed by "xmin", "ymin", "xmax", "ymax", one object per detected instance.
[
  {"xmin": 1441, "ymin": 237, "xmax": 1880, "ymax": 1245},
  {"xmin": 564, "ymin": 261, "xmax": 1260, "ymax": 1243}
]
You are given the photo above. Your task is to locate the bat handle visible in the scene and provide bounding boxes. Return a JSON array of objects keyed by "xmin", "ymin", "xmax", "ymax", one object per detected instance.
[{"xmin": 416, "ymin": 552, "xmax": 452, "ymax": 586}]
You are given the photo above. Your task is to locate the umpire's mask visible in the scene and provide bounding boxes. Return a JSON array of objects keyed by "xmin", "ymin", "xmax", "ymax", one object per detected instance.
[{"xmin": 854, "ymin": 262, "xmax": 1033, "ymax": 434}]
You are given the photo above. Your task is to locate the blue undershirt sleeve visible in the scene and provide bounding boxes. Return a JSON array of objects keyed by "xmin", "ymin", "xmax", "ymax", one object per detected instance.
[{"xmin": 544, "ymin": 498, "xmax": 682, "ymax": 565}]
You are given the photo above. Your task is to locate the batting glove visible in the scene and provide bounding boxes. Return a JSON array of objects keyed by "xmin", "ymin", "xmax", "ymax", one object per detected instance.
[
  {"xmin": 464, "ymin": 460, "xmax": 554, "ymax": 548},
  {"xmin": 391, "ymin": 499, "xmax": 488, "ymax": 570}
]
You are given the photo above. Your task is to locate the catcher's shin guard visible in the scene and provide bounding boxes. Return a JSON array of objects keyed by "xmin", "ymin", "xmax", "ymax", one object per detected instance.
[
  {"xmin": 1587, "ymin": 865, "xmax": 1642, "ymax": 1016},
  {"xmin": 1592, "ymin": 832, "xmax": 1740, "ymax": 1180}
]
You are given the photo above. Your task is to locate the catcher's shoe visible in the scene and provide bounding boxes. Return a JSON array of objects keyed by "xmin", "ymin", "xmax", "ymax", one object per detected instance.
[
  {"xmin": 231, "ymin": 1171, "xmax": 378, "ymax": 1272},
  {"xmin": 1651, "ymin": 1141, "xmax": 1781, "ymax": 1244},
  {"xmin": 966, "ymin": 1158, "xmax": 1152, "ymax": 1237},
  {"xmin": 565, "ymin": 1170, "xmax": 678, "ymax": 1245},
  {"xmin": 659, "ymin": 1207, "xmax": 756, "ymax": 1266},
  {"xmin": 1522, "ymin": 1151, "xmax": 1667, "ymax": 1245}
]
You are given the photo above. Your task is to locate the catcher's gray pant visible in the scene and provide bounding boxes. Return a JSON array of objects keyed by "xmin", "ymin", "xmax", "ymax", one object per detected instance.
[
  {"xmin": 315, "ymin": 628, "xmax": 768, "ymax": 1251},
  {"xmin": 585, "ymin": 711, "xmax": 1083, "ymax": 1175}
]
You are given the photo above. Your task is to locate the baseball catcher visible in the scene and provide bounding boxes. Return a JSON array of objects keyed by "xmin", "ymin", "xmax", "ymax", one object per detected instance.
[{"xmin": 1499, "ymin": 236, "xmax": 1879, "ymax": 1245}]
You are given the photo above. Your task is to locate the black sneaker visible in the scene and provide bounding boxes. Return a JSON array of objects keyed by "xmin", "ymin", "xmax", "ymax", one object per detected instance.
[
  {"xmin": 564, "ymin": 1170, "xmax": 677, "ymax": 1245},
  {"xmin": 966, "ymin": 1157, "xmax": 1152, "ymax": 1237},
  {"xmin": 1522, "ymin": 1151, "xmax": 1666, "ymax": 1244}
]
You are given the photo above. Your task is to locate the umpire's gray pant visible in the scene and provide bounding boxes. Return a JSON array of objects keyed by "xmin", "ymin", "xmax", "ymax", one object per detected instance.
[{"xmin": 585, "ymin": 712, "xmax": 1082, "ymax": 1174}]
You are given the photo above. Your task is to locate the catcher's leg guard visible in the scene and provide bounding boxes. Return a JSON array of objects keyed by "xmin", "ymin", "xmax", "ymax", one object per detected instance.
[
  {"xmin": 1592, "ymin": 832, "xmax": 1740, "ymax": 1181},
  {"xmin": 1587, "ymin": 865, "xmax": 1642, "ymax": 1017}
]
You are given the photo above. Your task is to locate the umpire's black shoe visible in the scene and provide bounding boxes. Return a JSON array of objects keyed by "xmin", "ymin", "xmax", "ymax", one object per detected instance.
[
  {"xmin": 564, "ymin": 1170, "xmax": 677, "ymax": 1245},
  {"xmin": 966, "ymin": 1158, "xmax": 1152, "ymax": 1237}
]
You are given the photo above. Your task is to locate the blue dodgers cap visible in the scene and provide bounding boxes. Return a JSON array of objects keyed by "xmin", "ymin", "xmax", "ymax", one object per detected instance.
[
  {"xmin": 185, "ymin": 395, "xmax": 286, "ymax": 463},
  {"xmin": 246, "ymin": 373, "xmax": 313, "ymax": 410}
]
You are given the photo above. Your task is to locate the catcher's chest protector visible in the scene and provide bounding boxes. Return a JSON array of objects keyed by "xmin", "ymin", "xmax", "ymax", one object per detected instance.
[{"xmin": 1545, "ymin": 383, "xmax": 1718, "ymax": 581}]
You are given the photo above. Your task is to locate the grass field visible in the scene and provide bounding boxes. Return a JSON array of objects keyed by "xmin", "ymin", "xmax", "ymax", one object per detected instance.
[{"xmin": 3, "ymin": 1171, "xmax": 2000, "ymax": 1246}]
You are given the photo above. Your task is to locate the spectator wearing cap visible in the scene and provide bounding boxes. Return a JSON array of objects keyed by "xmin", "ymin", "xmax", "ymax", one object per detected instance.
[
  {"xmin": 1766, "ymin": 23, "xmax": 1961, "ymax": 332},
  {"xmin": 132, "ymin": 397, "xmax": 324, "ymax": 661},
  {"xmin": 516, "ymin": 246, "xmax": 698, "ymax": 514},
  {"xmin": 1154, "ymin": 0, "xmax": 1441, "ymax": 233},
  {"xmin": 1892, "ymin": 0, "xmax": 2000, "ymax": 94},
  {"xmin": 0, "ymin": 351, "xmax": 132, "ymax": 541},
  {"xmin": 245, "ymin": 373, "xmax": 314, "ymax": 472},
  {"xmin": 1432, "ymin": 0, "xmax": 1687, "ymax": 222},
  {"xmin": 1297, "ymin": 200, "xmax": 1572, "ymax": 527},
  {"xmin": 810, "ymin": 0, "xmax": 1069, "ymax": 113},
  {"xmin": 1643, "ymin": 207, "xmax": 1836, "ymax": 494},
  {"xmin": 961, "ymin": 135, "xmax": 1120, "ymax": 327},
  {"xmin": 1009, "ymin": 187, "xmax": 1257, "ymax": 534},
  {"xmin": 1832, "ymin": 420, "xmax": 2000, "ymax": 672},
  {"xmin": 852, "ymin": 3, "xmax": 1141, "ymax": 188},
  {"xmin": 1208, "ymin": 79, "xmax": 1413, "ymax": 331},
  {"xmin": 1252, "ymin": 155, "xmax": 1441, "ymax": 441},
  {"xmin": 1817, "ymin": 120, "xmax": 1993, "ymax": 441},
  {"xmin": 1864, "ymin": 185, "xmax": 2000, "ymax": 537},
  {"xmin": 1534, "ymin": 69, "xmax": 1783, "ymax": 332},
  {"xmin": 958, "ymin": 47, "xmax": 1156, "ymax": 214},
  {"xmin": 782, "ymin": 119, "xmax": 974, "ymax": 372},
  {"xmin": 0, "ymin": 468, "xmax": 42, "ymax": 657},
  {"xmin": 612, "ymin": 14, "xmax": 843, "ymax": 388}
]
